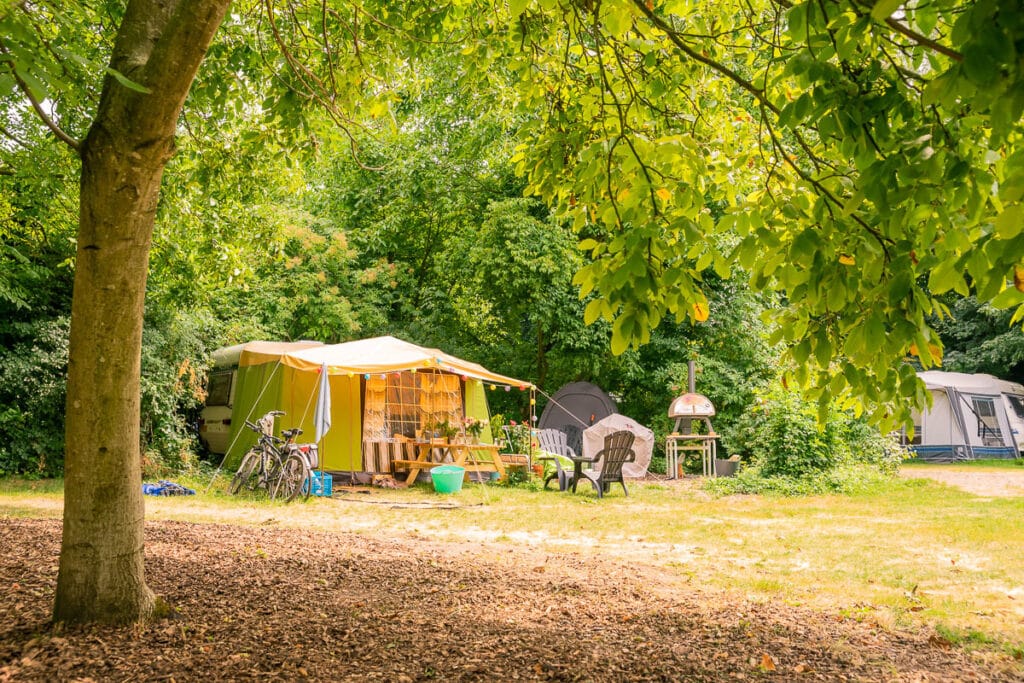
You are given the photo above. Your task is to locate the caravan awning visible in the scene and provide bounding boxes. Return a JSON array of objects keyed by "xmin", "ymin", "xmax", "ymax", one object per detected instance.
[
  {"xmin": 236, "ymin": 340, "xmax": 324, "ymax": 367},
  {"xmin": 275, "ymin": 336, "xmax": 532, "ymax": 388},
  {"xmin": 920, "ymin": 371, "xmax": 1024, "ymax": 396}
]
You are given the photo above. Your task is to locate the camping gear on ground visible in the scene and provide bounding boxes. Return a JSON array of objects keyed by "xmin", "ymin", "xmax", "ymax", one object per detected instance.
[
  {"xmin": 570, "ymin": 430, "xmax": 636, "ymax": 498},
  {"xmin": 431, "ymin": 465, "xmax": 466, "ymax": 494},
  {"xmin": 141, "ymin": 480, "xmax": 195, "ymax": 496},
  {"xmin": 210, "ymin": 337, "xmax": 532, "ymax": 484},
  {"xmin": 904, "ymin": 371, "xmax": 1024, "ymax": 462},
  {"xmin": 581, "ymin": 414, "xmax": 655, "ymax": 478},
  {"xmin": 305, "ymin": 471, "xmax": 333, "ymax": 497},
  {"xmin": 537, "ymin": 428, "xmax": 577, "ymax": 491},
  {"xmin": 537, "ymin": 381, "xmax": 617, "ymax": 455},
  {"xmin": 665, "ymin": 360, "xmax": 720, "ymax": 477}
]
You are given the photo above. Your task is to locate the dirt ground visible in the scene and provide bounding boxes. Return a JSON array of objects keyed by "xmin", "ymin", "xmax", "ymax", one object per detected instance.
[
  {"xmin": 2, "ymin": 518, "xmax": 1022, "ymax": 682},
  {"xmin": 899, "ymin": 467, "xmax": 1024, "ymax": 497}
]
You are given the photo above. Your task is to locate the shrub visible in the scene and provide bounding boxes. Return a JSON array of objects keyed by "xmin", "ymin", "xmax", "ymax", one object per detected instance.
[
  {"xmin": 722, "ymin": 386, "xmax": 838, "ymax": 477},
  {"xmin": 712, "ymin": 384, "xmax": 909, "ymax": 496},
  {"xmin": 0, "ymin": 317, "xmax": 69, "ymax": 477},
  {"xmin": 139, "ymin": 307, "xmax": 225, "ymax": 475},
  {"xmin": 706, "ymin": 462, "xmax": 899, "ymax": 497}
]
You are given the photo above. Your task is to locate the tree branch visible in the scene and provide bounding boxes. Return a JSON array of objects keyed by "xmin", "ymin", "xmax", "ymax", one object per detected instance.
[
  {"xmin": 0, "ymin": 122, "xmax": 31, "ymax": 149},
  {"xmin": 5, "ymin": 61, "xmax": 81, "ymax": 152},
  {"xmin": 847, "ymin": 0, "xmax": 963, "ymax": 62},
  {"xmin": 632, "ymin": 0, "xmax": 779, "ymax": 115}
]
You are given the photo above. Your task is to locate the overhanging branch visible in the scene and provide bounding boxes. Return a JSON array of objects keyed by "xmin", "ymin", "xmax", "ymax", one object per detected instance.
[{"xmin": 2, "ymin": 56, "xmax": 81, "ymax": 152}]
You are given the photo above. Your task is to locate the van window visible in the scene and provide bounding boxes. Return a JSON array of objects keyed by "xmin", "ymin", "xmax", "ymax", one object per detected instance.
[{"xmin": 206, "ymin": 371, "xmax": 233, "ymax": 407}]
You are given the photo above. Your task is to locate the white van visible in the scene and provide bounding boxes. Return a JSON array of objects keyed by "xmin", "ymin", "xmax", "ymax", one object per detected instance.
[{"xmin": 198, "ymin": 344, "xmax": 245, "ymax": 455}]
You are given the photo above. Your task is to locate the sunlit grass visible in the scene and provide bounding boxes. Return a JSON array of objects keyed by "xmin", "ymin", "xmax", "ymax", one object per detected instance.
[
  {"xmin": 2, "ymin": 471, "xmax": 1022, "ymax": 653},
  {"xmin": 903, "ymin": 458, "xmax": 1024, "ymax": 469}
]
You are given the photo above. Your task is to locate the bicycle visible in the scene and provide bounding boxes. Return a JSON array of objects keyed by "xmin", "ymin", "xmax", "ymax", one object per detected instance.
[
  {"xmin": 273, "ymin": 439, "xmax": 319, "ymax": 502},
  {"xmin": 228, "ymin": 411, "xmax": 317, "ymax": 502}
]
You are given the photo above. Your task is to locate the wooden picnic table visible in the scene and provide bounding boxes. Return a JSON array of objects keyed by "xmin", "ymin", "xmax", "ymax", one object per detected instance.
[{"xmin": 392, "ymin": 440, "xmax": 506, "ymax": 485}]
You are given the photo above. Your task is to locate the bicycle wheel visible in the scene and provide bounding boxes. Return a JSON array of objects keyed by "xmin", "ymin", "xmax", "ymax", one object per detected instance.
[
  {"xmin": 273, "ymin": 454, "xmax": 309, "ymax": 503},
  {"xmin": 263, "ymin": 450, "xmax": 285, "ymax": 494},
  {"xmin": 228, "ymin": 449, "xmax": 260, "ymax": 495}
]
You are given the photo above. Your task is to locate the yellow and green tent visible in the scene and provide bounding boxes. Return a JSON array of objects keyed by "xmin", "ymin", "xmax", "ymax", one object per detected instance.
[{"xmin": 221, "ymin": 336, "xmax": 532, "ymax": 473}]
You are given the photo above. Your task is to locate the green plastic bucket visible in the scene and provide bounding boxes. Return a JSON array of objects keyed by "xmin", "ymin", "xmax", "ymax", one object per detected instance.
[{"xmin": 431, "ymin": 465, "xmax": 466, "ymax": 494}]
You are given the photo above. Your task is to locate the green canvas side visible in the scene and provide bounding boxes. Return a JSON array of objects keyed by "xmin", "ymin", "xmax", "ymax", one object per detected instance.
[
  {"xmin": 225, "ymin": 361, "xmax": 284, "ymax": 470},
  {"xmin": 321, "ymin": 374, "xmax": 362, "ymax": 471},
  {"xmin": 465, "ymin": 379, "xmax": 493, "ymax": 445}
]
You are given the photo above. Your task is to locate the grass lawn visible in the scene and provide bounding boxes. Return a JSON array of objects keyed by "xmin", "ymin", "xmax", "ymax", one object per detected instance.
[{"xmin": 2, "ymin": 471, "xmax": 1022, "ymax": 655}]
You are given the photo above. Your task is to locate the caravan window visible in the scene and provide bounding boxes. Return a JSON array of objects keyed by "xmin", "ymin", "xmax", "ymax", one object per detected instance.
[
  {"xmin": 970, "ymin": 396, "xmax": 1002, "ymax": 444},
  {"xmin": 904, "ymin": 426, "xmax": 921, "ymax": 446},
  {"xmin": 1007, "ymin": 395, "xmax": 1024, "ymax": 420},
  {"xmin": 206, "ymin": 370, "xmax": 233, "ymax": 407}
]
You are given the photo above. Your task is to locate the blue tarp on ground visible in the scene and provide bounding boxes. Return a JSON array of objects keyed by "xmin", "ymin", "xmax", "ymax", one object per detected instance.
[{"xmin": 142, "ymin": 480, "xmax": 195, "ymax": 496}]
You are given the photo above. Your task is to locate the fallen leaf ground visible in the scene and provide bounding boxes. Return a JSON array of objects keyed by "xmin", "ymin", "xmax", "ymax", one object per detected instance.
[{"xmin": 2, "ymin": 518, "xmax": 1021, "ymax": 681}]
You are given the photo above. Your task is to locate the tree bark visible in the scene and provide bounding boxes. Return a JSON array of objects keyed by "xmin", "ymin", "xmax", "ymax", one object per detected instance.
[{"xmin": 54, "ymin": 0, "xmax": 230, "ymax": 624}]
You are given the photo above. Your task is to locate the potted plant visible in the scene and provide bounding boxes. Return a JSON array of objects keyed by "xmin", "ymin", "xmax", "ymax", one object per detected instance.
[
  {"xmin": 434, "ymin": 419, "xmax": 459, "ymax": 441},
  {"xmin": 463, "ymin": 416, "xmax": 486, "ymax": 442}
]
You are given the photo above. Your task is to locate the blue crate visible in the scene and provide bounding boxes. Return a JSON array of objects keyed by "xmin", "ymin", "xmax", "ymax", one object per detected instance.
[{"xmin": 304, "ymin": 471, "xmax": 332, "ymax": 497}]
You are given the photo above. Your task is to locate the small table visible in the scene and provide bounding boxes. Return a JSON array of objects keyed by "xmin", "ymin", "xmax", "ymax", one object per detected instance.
[
  {"xmin": 393, "ymin": 440, "xmax": 506, "ymax": 485},
  {"xmin": 564, "ymin": 454, "xmax": 596, "ymax": 492}
]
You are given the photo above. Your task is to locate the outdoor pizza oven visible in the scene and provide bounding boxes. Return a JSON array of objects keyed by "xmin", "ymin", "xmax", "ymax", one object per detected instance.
[
  {"xmin": 668, "ymin": 361, "xmax": 716, "ymax": 434},
  {"xmin": 665, "ymin": 360, "xmax": 722, "ymax": 479},
  {"xmin": 668, "ymin": 392, "xmax": 715, "ymax": 419}
]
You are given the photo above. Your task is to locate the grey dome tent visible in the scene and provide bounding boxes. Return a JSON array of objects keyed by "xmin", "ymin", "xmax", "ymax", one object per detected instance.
[{"xmin": 538, "ymin": 382, "xmax": 618, "ymax": 454}]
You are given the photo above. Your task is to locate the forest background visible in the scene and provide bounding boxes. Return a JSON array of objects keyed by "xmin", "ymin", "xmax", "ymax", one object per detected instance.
[{"xmin": 2, "ymin": 1, "xmax": 1023, "ymax": 481}]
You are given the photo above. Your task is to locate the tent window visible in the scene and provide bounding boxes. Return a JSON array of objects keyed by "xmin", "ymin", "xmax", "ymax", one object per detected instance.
[
  {"xmin": 970, "ymin": 396, "xmax": 1002, "ymax": 445},
  {"xmin": 1007, "ymin": 395, "xmax": 1024, "ymax": 420},
  {"xmin": 387, "ymin": 372, "xmax": 420, "ymax": 438},
  {"xmin": 362, "ymin": 371, "xmax": 463, "ymax": 442},
  {"xmin": 206, "ymin": 371, "xmax": 233, "ymax": 407}
]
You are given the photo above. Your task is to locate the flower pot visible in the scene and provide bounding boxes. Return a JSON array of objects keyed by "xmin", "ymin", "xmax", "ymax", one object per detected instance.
[{"xmin": 714, "ymin": 459, "xmax": 739, "ymax": 477}]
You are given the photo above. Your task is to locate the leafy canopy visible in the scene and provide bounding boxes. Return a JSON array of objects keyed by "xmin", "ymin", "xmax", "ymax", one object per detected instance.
[
  {"xmin": 6, "ymin": 0, "xmax": 1024, "ymax": 434},
  {"xmin": 476, "ymin": 0, "xmax": 1024, "ymax": 428}
]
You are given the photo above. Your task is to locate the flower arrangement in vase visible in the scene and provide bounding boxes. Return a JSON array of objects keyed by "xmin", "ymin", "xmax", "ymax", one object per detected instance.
[{"xmin": 463, "ymin": 416, "xmax": 487, "ymax": 442}]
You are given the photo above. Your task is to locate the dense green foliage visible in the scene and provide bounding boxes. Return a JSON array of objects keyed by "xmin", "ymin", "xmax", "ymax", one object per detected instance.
[
  {"xmin": 2, "ymin": 0, "xmax": 1023, "ymax": 481},
  {"xmin": 491, "ymin": 0, "xmax": 1024, "ymax": 430},
  {"xmin": 0, "ymin": 317, "xmax": 68, "ymax": 476},
  {"xmin": 933, "ymin": 296, "xmax": 1024, "ymax": 384}
]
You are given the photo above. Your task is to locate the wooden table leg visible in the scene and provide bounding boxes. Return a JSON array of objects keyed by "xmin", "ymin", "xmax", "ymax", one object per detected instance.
[{"xmin": 405, "ymin": 442, "xmax": 433, "ymax": 485}]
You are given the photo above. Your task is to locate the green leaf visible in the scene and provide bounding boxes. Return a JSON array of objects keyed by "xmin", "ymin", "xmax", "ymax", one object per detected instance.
[
  {"xmin": 994, "ymin": 204, "xmax": 1024, "ymax": 240},
  {"xmin": 928, "ymin": 260, "xmax": 965, "ymax": 295},
  {"xmin": 991, "ymin": 286, "xmax": 1024, "ymax": 309},
  {"xmin": 870, "ymin": 0, "xmax": 903, "ymax": 22},
  {"xmin": 610, "ymin": 313, "xmax": 633, "ymax": 355},
  {"xmin": 106, "ymin": 67, "xmax": 152, "ymax": 94}
]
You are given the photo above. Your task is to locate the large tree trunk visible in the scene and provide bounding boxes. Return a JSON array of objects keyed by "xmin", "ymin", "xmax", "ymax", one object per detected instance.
[{"xmin": 54, "ymin": 0, "xmax": 230, "ymax": 624}]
